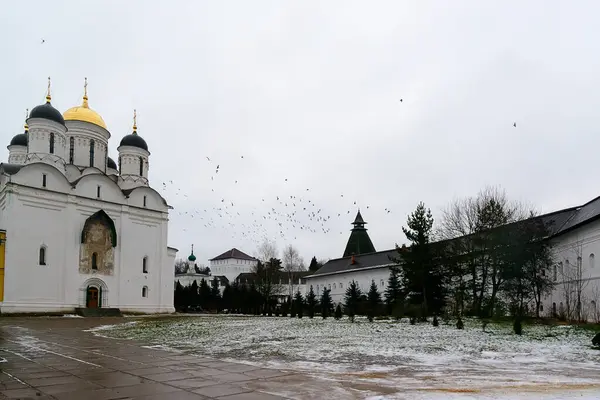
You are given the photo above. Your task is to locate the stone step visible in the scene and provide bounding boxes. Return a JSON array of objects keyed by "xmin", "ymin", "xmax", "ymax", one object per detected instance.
[{"xmin": 74, "ymin": 307, "xmax": 122, "ymax": 317}]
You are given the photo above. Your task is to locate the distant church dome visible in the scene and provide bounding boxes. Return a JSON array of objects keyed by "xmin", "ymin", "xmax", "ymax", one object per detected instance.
[
  {"xmin": 107, "ymin": 157, "xmax": 117, "ymax": 170},
  {"xmin": 9, "ymin": 132, "xmax": 27, "ymax": 147},
  {"xmin": 119, "ymin": 110, "xmax": 148, "ymax": 151},
  {"xmin": 29, "ymin": 79, "xmax": 65, "ymax": 126},
  {"xmin": 63, "ymin": 78, "xmax": 107, "ymax": 129}
]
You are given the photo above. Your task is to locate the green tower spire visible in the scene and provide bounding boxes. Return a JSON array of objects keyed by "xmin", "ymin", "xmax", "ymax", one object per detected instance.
[{"xmin": 342, "ymin": 210, "xmax": 376, "ymax": 258}]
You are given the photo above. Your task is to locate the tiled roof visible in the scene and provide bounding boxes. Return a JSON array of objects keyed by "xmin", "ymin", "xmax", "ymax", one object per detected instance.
[
  {"xmin": 210, "ymin": 248, "xmax": 256, "ymax": 261},
  {"xmin": 308, "ymin": 249, "xmax": 400, "ymax": 278}
]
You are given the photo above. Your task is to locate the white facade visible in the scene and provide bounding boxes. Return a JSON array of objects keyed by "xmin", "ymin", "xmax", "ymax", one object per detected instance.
[
  {"xmin": 545, "ymin": 218, "xmax": 600, "ymax": 321},
  {"xmin": 209, "ymin": 249, "xmax": 258, "ymax": 283},
  {"xmin": 306, "ymin": 266, "xmax": 391, "ymax": 304},
  {"xmin": 0, "ymin": 87, "xmax": 177, "ymax": 314}
]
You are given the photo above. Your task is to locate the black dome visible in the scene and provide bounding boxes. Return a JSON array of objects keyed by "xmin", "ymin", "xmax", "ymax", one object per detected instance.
[
  {"xmin": 107, "ymin": 157, "xmax": 117, "ymax": 170},
  {"xmin": 9, "ymin": 132, "xmax": 27, "ymax": 147},
  {"xmin": 29, "ymin": 102, "xmax": 65, "ymax": 125},
  {"xmin": 119, "ymin": 134, "xmax": 148, "ymax": 151}
]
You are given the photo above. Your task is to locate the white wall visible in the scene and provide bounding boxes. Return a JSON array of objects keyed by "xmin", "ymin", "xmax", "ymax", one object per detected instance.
[
  {"xmin": 210, "ymin": 257, "xmax": 257, "ymax": 282},
  {"xmin": 544, "ymin": 218, "xmax": 600, "ymax": 321},
  {"xmin": 306, "ymin": 267, "xmax": 391, "ymax": 304},
  {"xmin": 0, "ymin": 165, "xmax": 175, "ymax": 314}
]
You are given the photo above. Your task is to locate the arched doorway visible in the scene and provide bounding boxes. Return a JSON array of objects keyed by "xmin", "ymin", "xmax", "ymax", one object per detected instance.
[{"xmin": 86, "ymin": 286, "xmax": 101, "ymax": 308}]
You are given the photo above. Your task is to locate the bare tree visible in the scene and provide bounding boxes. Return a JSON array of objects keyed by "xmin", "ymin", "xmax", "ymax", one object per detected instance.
[
  {"xmin": 282, "ymin": 244, "xmax": 303, "ymax": 297},
  {"xmin": 256, "ymin": 239, "xmax": 278, "ymax": 263},
  {"xmin": 174, "ymin": 259, "xmax": 187, "ymax": 274}
]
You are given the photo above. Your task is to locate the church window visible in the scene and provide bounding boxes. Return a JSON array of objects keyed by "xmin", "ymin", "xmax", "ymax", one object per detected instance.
[
  {"xmin": 139, "ymin": 156, "xmax": 143, "ymax": 176},
  {"xmin": 89, "ymin": 140, "xmax": 95, "ymax": 167},
  {"xmin": 340, "ymin": 283, "xmax": 343, "ymax": 289},
  {"xmin": 143, "ymin": 257, "xmax": 148, "ymax": 273},
  {"xmin": 96, "ymin": 185, "xmax": 101, "ymax": 199},
  {"xmin": 143, "ymin": 196, "xmax": 147, "ymax": 207},
  {"xmin": 38, "ymin": 246, "xmax": 47, "ymax": 265},
  {"xmin": 42, "ymin": 174, "xmax": 47, "ymax": 188},
  {"xmin": 49, "ymin": 132, "xmax": 55, "ymax": 154},
  {"xmin": 540, "ymin": 304, "xmax": 544, "ymax": 312},
  {"xmin": 69, "ymin": 137, "xmax": 74, "ymax": 163},
  {"xmin": 333, "ymin": 283, "xmax": 336, "ymax": 289},
  {"xmin": 142, "ymin": 286, "xmax": 148, "ymax": 297},
  {"xmin": 590, "ymin": 253, "xmax": 595, "ymax": 269},
  {"xmin": 553, "ymin": 264, "xmax": 557, "ymax": 281},
  {"xmin": 380, "ymin": 279, "xmax": 385, "ymax": 287},
  {"xmin": 541, "ymin": 268, "xmax": 546, "ymax": 277},
  {"xmin": 91, "ymin": 252, "xmax": 98, "ymax": 270},
  {"xmin": 118, "ymin": 156, "xmax": 122, "ymax": 173}
]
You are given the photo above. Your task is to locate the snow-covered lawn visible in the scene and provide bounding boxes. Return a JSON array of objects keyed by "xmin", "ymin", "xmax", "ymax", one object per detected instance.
[{"xmin": 90, "ymin": 316, "xmax": 600, "ymax": 399}]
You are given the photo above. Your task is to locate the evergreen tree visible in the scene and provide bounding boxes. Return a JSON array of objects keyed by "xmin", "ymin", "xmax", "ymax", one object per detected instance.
[
  {"xmin": 289, "ymin": 295, "xmax": 297, "ymax": 317},
  {"xmin": 344, "ymin": 280, "xmax": 362, "ymax": 322},
  {"xmin": 367, "ymin": 280, "xmax": 382, "ymax": 322},
  {"xmin": 294, "ymin": 290, "xmax": 304, "ymax": 318},
  {"xmin": 306, "ymin": 286, "xmax": 317, "ymax": 318},
  {"xmin": 174, "ymin": 281, "xmax": 185, "ymax": 311},
  {"xmin": 334, "ymin": 303, "xmax": 343, "ymax": 320},
  {"xmin": 320, "ymin": 288, "xmax": 333, "ymax": 319},
  {"xmin": 308, "ymin": 256, "xmax": 321, "ymax": 272},
  {"xmin": 199, "ymin": 278, "xmax": 211, "ymax": 309},
  {"xmin": 210, "ymin": 278, "xmax": 221, "ymax": 312},
  {"xmin": 401, "ymin": 202, "xmax": 442, "ymax": 320},
  {"xmin": 384, "ymin": 266, "xmax": 403, "ymax": 319},
  {"xmin": 189, "ymin": 280, "xmax": 200, "ymax": 308},
  {"xmin": 222, "ymin": 283, "xmax": 232, "ymax": 312}
]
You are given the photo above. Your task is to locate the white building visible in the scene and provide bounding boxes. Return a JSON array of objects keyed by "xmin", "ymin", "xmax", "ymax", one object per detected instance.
[
  {"xmin": 209, "ymin": 248, "xmax": 258, "ymax": 283},
  {"xmin": 0, "ymin": 78, "xmax": 177, "ymax": 314}
]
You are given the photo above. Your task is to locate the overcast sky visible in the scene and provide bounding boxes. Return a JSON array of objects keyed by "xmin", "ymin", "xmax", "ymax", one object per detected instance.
[{"xmin": 2, "ymin": 1, "xmax": 600, "ymax": 265}]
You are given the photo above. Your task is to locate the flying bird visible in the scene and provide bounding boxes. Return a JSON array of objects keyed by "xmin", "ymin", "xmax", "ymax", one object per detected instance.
[
  {"xmin": 206, "ymin": 157, "xmax": 211, "ymax": 161},
  {"xmin": 399, "ymin": 99, "xmax": 403, "ymax": 102},
  {"xmin": 41, "ymin": 39, "xmax": 45, "ymax": 44},
  {"xmin": 513, "ymin": 122, "xmax": 517, "ymax": 127}
]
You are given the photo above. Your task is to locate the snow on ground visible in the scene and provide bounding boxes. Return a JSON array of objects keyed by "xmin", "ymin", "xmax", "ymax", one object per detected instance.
[{"xmin": 89, "ymin": 316, "xmax": 600, "ymax": 398}]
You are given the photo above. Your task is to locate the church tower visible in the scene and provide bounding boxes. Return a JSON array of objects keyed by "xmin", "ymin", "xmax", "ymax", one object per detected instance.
[
  {"xmin": 25, "ymin": 77, "xmax": 68, "ymax": 172},
  {"xmin": 343, "ymin": 210, "xmax": 376, "ymax": 258},
  {"xmin": 117, "ymin": 110, "xmax": 150, "ymax": 190}
]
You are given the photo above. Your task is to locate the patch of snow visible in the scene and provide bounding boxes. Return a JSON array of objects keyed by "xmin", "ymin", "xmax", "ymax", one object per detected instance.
[{"xmin": 62, "ymin": 314, "xmax": 83, "ymax": 318}]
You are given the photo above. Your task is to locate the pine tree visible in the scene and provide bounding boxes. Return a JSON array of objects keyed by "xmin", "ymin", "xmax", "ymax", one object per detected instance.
[
  {"xmin": 189, "ymin": 280, "xmax": 200, "ymax": 308},
  {"xmin": 320, "ymin": 288, "xmax": 333, "ymax": 319},
  {"xmin": 294, "ymin": 290, "xmax": 304, "ymax": 318},
  {"xmin": 401, "ymin": 202, "xmax": 441, "ymax": 320},
  {"xmin": 174, "ymin": 281, "xmax": 185, "ymax": 311},
  {"xmin": 222, "ymin": 283, "xmax": 232, "ymax": 312},
  {"xmin": 367, "ymin": 280, "xmax": 382, "ymax": 322},
  {"xmin": 210, "ymin": 278, "xmax": 221, "ymax": 312},
  {"xmin": 199, "ymin": 279, "xmax": 211, "ymax": 309},
  {"xmin": 344, "ymin": 280, "xmax": 362, "ymax": 322},
  {"xmin": 308, "ymin": 256, "xmax": 321, "ymax": 272},
  {"xmin": 306, "ymin": 286, "xmax": 317, "ymax": 318},
  {"xmin": 334, "ymin": 304, "xmax": 343, "ymax": 320},
  {"xmin": 384, "ymin": 266, "xmax": 403, "ymax": 319}
]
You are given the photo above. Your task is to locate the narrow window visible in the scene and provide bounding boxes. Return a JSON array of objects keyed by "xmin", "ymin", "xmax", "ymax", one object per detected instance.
[
  {"xmin": 142, "ymin": 286, "xmax": 148, "ymax": 297},
  {"xmin": 89, "ymin": 139, "xmax": 95, "ymax": 167},
  {"xmin": 42, "ymin": 174, "xmax": 47, "ymax": 188},
  {"xmin": 139, "ymin": 156, "xmax": 143, "ymax": 176},
  {"xmin": 39, "ymin": 246, "xmax": 46, "ymax": 265},
  {"xmin": 143, "ymin": 195, "xmax": 147, "ymax": 207},
  {"xmin": 552, "ymin": 302, "xmax": 557, "ymax": 316},
  {"xmin": 541, "ymin": 268, "xmax": 546, "ymax": 277},
  {"xmin": 69, "ymin": 137, "xmax": 74, "ymax": 163},
  {"xmin": 333, "ymin": 283, "xmax": 336, "ymax": 289},
  {"xmin": 590, "ymin": 254, "xmax": 595, "ymax": 269},
  {"xmin": 96, "ymin": 185, "xmax": 101, "ymax": 198},
  {"xmin": 143, "ymin": 257, "xmax": 148, "ymax": 273},
  {"xmin": 91, "ymin": 252, "xmax": 98, "ymax": 270},
  {"xmin": 340, "ymin": 283, "xmax": 343, "ymax": 289},
  {"xmin": 118, "ymin": 156, "xmax": 122, "ymax": 173},
  {"xmin": 540, "ymin": 304, "xmax": 544, "ymax": 312},
  {"xmin": 49, "ymin": 132, "xmax": 55, "ymax": 154},
  {"xmin": 553, "ymin": 264, "xmax": 557, "ymax": 281}
]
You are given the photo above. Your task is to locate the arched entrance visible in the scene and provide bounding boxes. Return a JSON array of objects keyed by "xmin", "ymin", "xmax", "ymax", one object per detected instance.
[
  {"xmin": 86, "ymin": 286, "xmax": 100, "ymax": 308},
  {"xmin": 80, "ymin": 278, "xmax": 109, "ymax": 308}
]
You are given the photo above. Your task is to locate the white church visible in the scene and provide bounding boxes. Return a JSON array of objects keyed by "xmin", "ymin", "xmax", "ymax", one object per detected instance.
[{"xmin": 0, "ymin": 78, "xmax": 177, "ymax": 314}]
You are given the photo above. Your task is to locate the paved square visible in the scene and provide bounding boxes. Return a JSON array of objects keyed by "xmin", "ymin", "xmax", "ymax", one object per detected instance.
[{"xmin": 0, "ymin": 316, "xmax": 351, "ymax": 400}]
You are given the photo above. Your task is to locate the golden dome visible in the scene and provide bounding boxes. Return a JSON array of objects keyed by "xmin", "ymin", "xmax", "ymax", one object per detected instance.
[{"xmin": 63, "ymin": 78, "xmax": 107, "ymax": 129}]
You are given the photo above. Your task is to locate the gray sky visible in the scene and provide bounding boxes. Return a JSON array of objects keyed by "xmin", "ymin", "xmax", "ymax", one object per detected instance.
[{"xmin": 2, "ymin": 1, "xmax": 600, "ymax": 265}]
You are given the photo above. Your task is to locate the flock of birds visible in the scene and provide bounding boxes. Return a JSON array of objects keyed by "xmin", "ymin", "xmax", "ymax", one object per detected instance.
[{"xmin": 157, "ymin": 154, "xmax": 395, "ymax": 247}]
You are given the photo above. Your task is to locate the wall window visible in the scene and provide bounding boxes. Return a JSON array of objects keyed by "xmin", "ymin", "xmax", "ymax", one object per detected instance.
[
  {"xmin": 139, "ymin": 156, "xmax": 143, "ymax": 176},
  {"xmin": 553, "ymin": 264, "xmax": 557, "ymax": 281},
  {"xmin": 96, "ymin": 185, "xmax": 101, "ymax": 199},
  {"xmin": 143, "ymin": 195, "xmax": 147, "ymax": 207},
  {"xmin": 380, "ymin": 279, "xmax": 385, "ymax": 287},
  {"xmin": 142, "ymin": 286, "xmax": 148, "ymax": 297},
  {"xmin": 39, "ymin": 246, "xmax": 47, "ymax": 265},
  {"xmin": 142, "ymin": 256, "xmax": 148, "ymax": 273},
  {"xmin": 552, "ymin": 302, "xmax": 557, "ymax": 316},
  {"xmin": 69, "ymin": 137, "xmax": 74, "ymax": 163},
  {"xmin": 333, "ymin": 283, "xmax": 336, "ymax": 289},
  {"xmin": 559, "ymin": 261, "xmax": 564, "ymax": 274},
  {"xmin": 541, "ymin": 268, "xmax": 546, "ymax": 277},
  {"xmin": 590, "ymin": 253, "xmax": 595, "ymax": 269},
  {"xmin": 89, "ymin": 139, "xmax": 95, "ymax": 167},
  {"xmin": 577, "ymin": 256, "xmax": 582, "ymax": 270},
  {"xmin": 340, "ymin": 283, "xmax": 343, "ymax": 289},
  {"xmin": 42, "ymin": 174, "xmax": 47, "ymax": 188},
  {"xmin": 118, "ymin": 156, "xmax": 122, "ymax": 173},
  {"xmin": 540, "ymin": 304, "xmax": 544, "ymax": 312},
  {"xmin": 91, "ymin": 252, "xmax": 98, "ymax": 270},
  {"xmin": 49, "ymin": 132, "xmax": 55, "ymax": 154}
]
